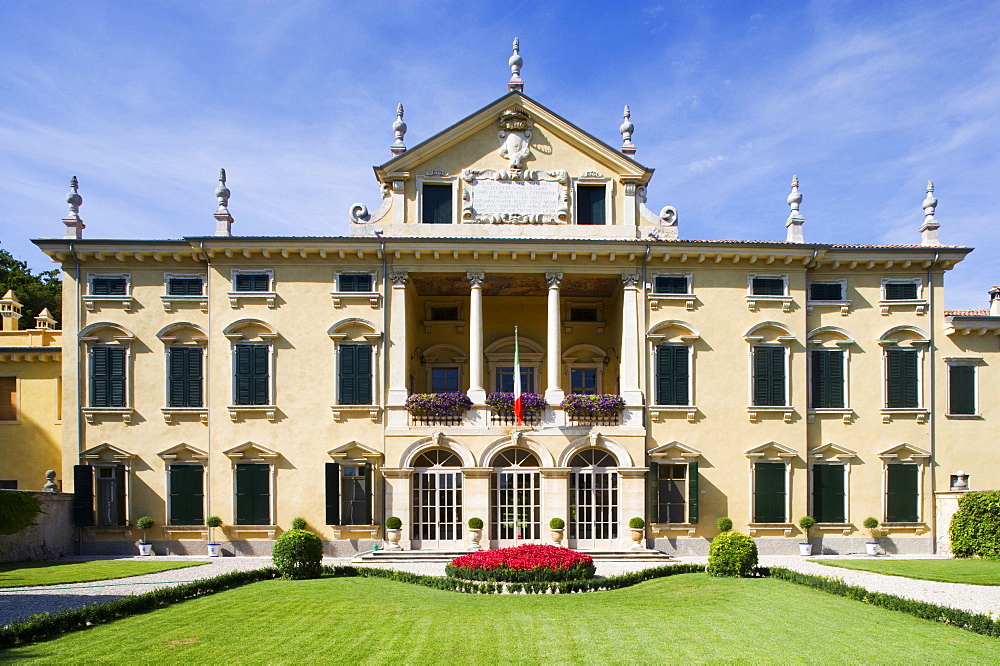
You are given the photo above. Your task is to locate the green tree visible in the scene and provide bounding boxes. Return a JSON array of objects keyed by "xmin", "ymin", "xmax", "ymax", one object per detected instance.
[{"xmin": 0, "ymin": 250, "xmax": 61, "ymax": 330}]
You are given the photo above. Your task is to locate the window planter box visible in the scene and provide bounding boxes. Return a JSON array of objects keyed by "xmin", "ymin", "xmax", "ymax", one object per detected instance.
[{"xmin": 405, "ymin": 392, "xmax": 472, "ymax": 426}]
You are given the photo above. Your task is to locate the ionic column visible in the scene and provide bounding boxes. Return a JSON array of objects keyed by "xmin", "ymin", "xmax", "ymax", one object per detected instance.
[
  {"xmin": 544, "ymin": 272, "xmax": 565, "ymax": 404},
  {"xmin": 387, "ymin": 271, "xmax": 409, "ymax": 406},
  {"xmin": 620, "ymin": 273, "xmax": 643, "ymax": 405},
  {"xmin": 467, "ymin": 272, "xmax": 486, "ymax": 404}
]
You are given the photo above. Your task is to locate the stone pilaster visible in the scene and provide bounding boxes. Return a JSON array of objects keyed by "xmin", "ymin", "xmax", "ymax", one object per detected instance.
[
  {"xmin": 620, "ymin": 273, "xmax": 643, "ymax": 405},
  {"xmin": 544, "ymin": 272, "xmax": 564, "ymax": 404},
  {"xmin": 387, "ymin": 271, "xmax": 409, "ymax": 406},
  {"xmin": 467, "ymin": 272, "xmax": 486, "ymax": 404}
]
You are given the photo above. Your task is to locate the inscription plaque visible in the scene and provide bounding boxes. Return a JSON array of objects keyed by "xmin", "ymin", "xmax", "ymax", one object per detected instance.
[{"xmin": 470, "ymin": 179, "xmax": 562, "ymax": 216}]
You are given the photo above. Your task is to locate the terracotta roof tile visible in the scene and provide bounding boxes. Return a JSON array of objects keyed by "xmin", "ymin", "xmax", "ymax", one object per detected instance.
[{"xmin": 945, "ymin": 309, "xmax": 990, "ymax": 317}]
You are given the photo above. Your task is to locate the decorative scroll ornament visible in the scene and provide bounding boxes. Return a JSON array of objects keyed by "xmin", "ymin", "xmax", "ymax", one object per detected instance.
[
  {"xmin": 466, "ymin": 272, "xmax": 485, "ymax": 286},
  {"xmin": 498, "ymin": 107, "xmax": 532, "ymax": 168},
  {"xmin": 461, "ymin": 168, "xmax": 569, "ymax": 225},
  {"xmin": 621, "ymin": 273, "xmax": 641, "ymax": 288},
  {"xmin": 545, "ymin": 272, "xmax": 563, "ymax": 287}
]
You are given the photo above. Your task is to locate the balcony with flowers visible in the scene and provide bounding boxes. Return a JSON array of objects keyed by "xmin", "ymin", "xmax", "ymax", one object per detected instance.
[
  {"xmin": 484, "ymin": 392, "xmax": 547, "ymax": 426},
  {"xmin": 561, "ymin": 393, "xmax": 626, "ymax": 427},
  {"xmin": 404, "ymin": 392, "xmax": 473, "ymax": 426}
]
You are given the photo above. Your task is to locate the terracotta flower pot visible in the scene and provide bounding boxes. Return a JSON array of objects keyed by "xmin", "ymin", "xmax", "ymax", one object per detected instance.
[{"xmin": 630, "ymin": 528, "xmax": 645, "ymax": 550}]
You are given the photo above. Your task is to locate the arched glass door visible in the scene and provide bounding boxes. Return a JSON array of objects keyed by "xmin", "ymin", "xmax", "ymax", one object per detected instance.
[
  {"xmin": 490, "ymin": 448, "xmax": 541, "ymax": 547},
  {"xmin": 411, "ymin": 449, "xmax": 463, "ymax": 550},
  {"xmin": 569, "ymin": 449, "xmax": 618, "ymax": 550}
]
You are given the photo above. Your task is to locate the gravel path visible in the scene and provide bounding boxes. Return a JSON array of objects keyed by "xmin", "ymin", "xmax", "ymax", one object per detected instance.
[{"xmin": 2, "ymin": 554, "xmax": 999, "ymax": 627}]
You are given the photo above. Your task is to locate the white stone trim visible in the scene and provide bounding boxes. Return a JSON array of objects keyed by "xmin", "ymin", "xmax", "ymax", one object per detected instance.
[
  {"xmin": 331, "ymin": 271, "xmax": 380, "ymax": 309},
  {"xmin": 229, "ymin": 269, "xmax": 276, "ymax": 309},
  {"xmin": 746, "ymin": 273, "xmax": 792, "ymax": 312},
  {"xmin": 161, "ymin": 272, "xmax": 208, "ymax": 312},
  {"xmin": 417, "ymin": 175, "xmax": 458, "ymax": 225},
  {"xmin": 83, "ymin": 272, "xmax": 133, "ymax": 312},
  {"xmin": 879, "ymin": 277, "xmax": 927, "ymax": 316},
  {"xmin": 806, "ymin": 279, "xmax": 850, "ymax": 315},
  {"xmin": 572, "ymin": 176, "xmax": 612, "ymax": 226}
]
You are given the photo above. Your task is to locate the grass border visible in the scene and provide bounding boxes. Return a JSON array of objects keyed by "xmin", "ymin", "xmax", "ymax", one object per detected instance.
[{"xmin": 0, "ymin": 560, "xmax": 210, "ymax": 589}]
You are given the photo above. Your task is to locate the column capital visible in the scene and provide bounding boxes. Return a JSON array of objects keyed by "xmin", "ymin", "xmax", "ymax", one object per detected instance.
[
  {"xmin": 388, "ymin": 271, "xmax": 409, "ymax": 286},
  {"xmin": 545, "ymin": 272, "xmax": 563, "ymax": 287},
  {"xmin": 467, "ymin": 271, "xmax": 485, "ymax": 286},
  {"xmin": 621, "ymin": 273, "xmax": 641, "ymax": 288}
]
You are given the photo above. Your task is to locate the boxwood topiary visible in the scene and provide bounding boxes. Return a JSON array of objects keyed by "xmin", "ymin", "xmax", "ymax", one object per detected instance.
[
  {"xmin": 291, "ymin": 517, "xmax": 307, "ymax": 530},
  {"xmin": 628, "ymin": 516, "xmax": 645, "ymax": 529},
  {"xmin": 707, "ymin": 530, "xmax": 758, "ymax": 577},
  {"xmin": 385, "ymin": 516, "xmax": 402, "ymax": 530},
  {"xmin": 950, "ymin": 491, "xmax": 1000, "ymax": 558},
  {"xmin": 716, "ymin": 517, "xmax": 733, "ymax": 532},
  {"xmin": 468, "ymin": 517, "xmax": 484, "ymax": 529},
  {"xmin": 272, "ymin": 529, "xmax": 323, "ymax": 579},
  {"xmin": 549, "ymin": 517, "xmax": 565, "ymax": 530}
]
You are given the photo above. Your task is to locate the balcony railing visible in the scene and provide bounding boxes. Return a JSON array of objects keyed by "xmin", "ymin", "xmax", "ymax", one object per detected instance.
[
  {"xmin": 567, "ymin": 413, "xmax": 620, "ymax": 427},
  {"xmin": 410, "ymin": 414, "xmax": 464, "ymax": 427},
  {"xmin": 489, "ymin": 410, "xmax": 542, "ymax": 427}
]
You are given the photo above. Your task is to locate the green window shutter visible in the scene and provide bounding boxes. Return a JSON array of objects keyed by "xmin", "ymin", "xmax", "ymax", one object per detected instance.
[
  {"xmin": 169, "ymin": 465, "xmax": 204, "ymax": 525},
  {"xmin": 754, "ymin": 462, "xmax": 786, "ymax": 523},
  {"xmin": 576, "ymin": 185, "xmax": 606, "ymax": 225},
  {"xmin": 656, "ymin": 345, "xmax": 689, "ymax": 406},
  {"xmin": 654, "ymin": 276, "xmax": 687, "ymax": 294},
  {"xmin": 422, "ymin": 184, "xmax": 452, "ymax": 223},
  {"xmin": 251, "ymin": 345, "xmax": 269, "ymax": 405},
  {"xmin": 886, "ymin": 349, "xmax": 918, "ymax": 408},
  {"xmin": 362, "ymin": 463, "xmax": 373, "ymax": 525},
  {"xmin": 73, "ymin": 465, "xmax": 95, "ymax": 526},
  {"xmin": 811, "ymin": 464, "xmax": 845, "ymax": 524},
  {"xmin": 885, "ymin": 282, "xmax": 917, "ymax": 300},
  {"xmin": 326, "ymin": 462, "xmax": 340, "ymax": 525},
  {"xmin": 236, "ymin": 464, "xmax": 269, "ymax": 525},
  {"xmin": 114, "ymin": 465, "xmax": 127, "ymax": 525},
  {"xmin": 646, "ymin": 461, "xmax": 659, "ymax": 523},
  {"xmin": 687, "ymin": 460, "xmax": 699, "ymax": 524},
  {"xmin": 187, "ymin": 348, "xmax": 203, "ymax": 407},
  {"xmin": 108, "ymin": 347, "xmax": 126, "ymax": 408},
  {"xmin": 949, "ymin": 365, "xmax": 975, "ymax": 415},
  {"xmin": 754, "ymin": 347, "xmax": 785, "ymax": 406},
  {"xmin": 752, "ymin": 278, "xmax": 784, "ymax": 296},
  {"xmin": 886, "ymin": 464, "xmax": 919, "ymax": 523},
  {"xmin": 252, "ymin": 464, "xmax": 270, "ymax": 525},
  {"xmin": 339, "ymin": 344, "xmax": 372, "ymax": 405},
  {"xmin": 91, "ymin": 347, "xmax": 109, "ymax": 407},
  {"xmin": 810, "ymin": 350, "xmax": 844, "ymax": 409},
  {"xmin": 168, "ymin": 347, "xmax": 203, "ymax": 408},
  {"xmin": 234, "ymin": 345, "xmax": 251, "ymax": 405}
]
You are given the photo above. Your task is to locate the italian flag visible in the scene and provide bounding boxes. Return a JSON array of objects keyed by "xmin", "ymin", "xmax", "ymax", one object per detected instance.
[{"xmin": 513, "ymin": 326, "xmax": 524, "ymax": 426}]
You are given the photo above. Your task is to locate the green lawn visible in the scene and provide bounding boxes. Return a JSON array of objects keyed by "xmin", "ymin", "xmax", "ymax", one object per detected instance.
[
  {"xmin": 0, "ymin": 560, "xmax": 207, "ymax": 588},
  {"xmin": 4, "ymin": 574, "xmax": 997, "ymax": 662},
  {"xmin": 812, "ymin": 558, "xmax": 1000, "ymax": 585}
]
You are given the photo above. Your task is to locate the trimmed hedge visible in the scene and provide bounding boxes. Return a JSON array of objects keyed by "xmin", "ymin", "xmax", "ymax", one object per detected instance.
[
  {"xmin": 0, "ymin": 567, "xmax": 280, "ymax": 649},
  {"xmin": 272, "ymin": 529, "xmax": 323, "ymax": 579},
  {"xmin": 950, "ymin": 491, "xmax": 1000, "ymax": 559},
  {"xmin": 0, "ymin": 490, "xmax": 43, "ymax": 536},
  {"xmin": 707, "ymin": 531, "xmax": 758, "ymax": 577},
  {"xmin": 767, "ymin": 566, "xmax": 1000, "ymax": 639}
]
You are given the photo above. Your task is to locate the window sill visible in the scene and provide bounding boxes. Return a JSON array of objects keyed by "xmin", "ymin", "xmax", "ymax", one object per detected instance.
[
  {"xmin": 746, "ymin": 296, "xmax": 793, "ymax": 313},
  {"xmin": 162, "ymin": 527, "xmax": 209, "ymax": 539},
  {"xmin": 649, "ymin": 405, "xmax": 698, "ymax": 423},
  {"xmin": 650, "ymin": 523, "xmax": 697, "ymax": 536},
  {"xmin": 84, "ymin": 525, "xmax": 132, "ymax": 538},
  {"xmin": 161, "ymin": 295, "xmax": 208, "ymax": 313},
  {"xmin": 227, "ymin": 291, "xmax": 277, "ymax": 309},
  {"xmin": 945, "ymin": 413, "xmax": 982, "ymax": 420},
  {"xmin": 423, "ymin": 319, "xmax": 465, "ymax": 334},
  {"xmin": 815, "ymin": 523, "xmax": 854, "ymax": 537},
  {"xmin": 230, "ymin": 525, "xmax": 277, "ymax": 539},
  {"xmin": 807, "ymin": 300, "xmax": 851, "ymax": 316},
  {"xmin": 649, "ymin": 294, "xmax": 697, "ymax": 311},
  {"xmin": 747, "ymin": 523, "xmax": 794, "ymax": 537},
  {"xmin": 162, "ymin": 407, "xmax": 209, "ymax": 424},
  {"xmin": 878, "ymin": 299, "xmax": 927, "ymax": 316},
  {"xmin": 83, "ymin": 295, "xmax": 133, "ymax": 312},
  {"xmin": 808, "ymin": 408, "xmax": 854, "ymax": 424},
  {"xmin": 881, "ymin": 522, "xmax": 927, "ymax": 535},
  {"xmin": 330, "ymin": 525, "xmax": 381, "ymax": 539},
  {"xmin": 330, "ymin": 405, "xmax": 381, "ymax": 422},
  {"xmin": 747, "ymin": 406, "xmax": 794, "ymax": 423},
  {"xmin": 228, "ymin": 405, "xmax": 277, "ymax": 422},
  {"xmin": 880, "ymin": 408, "xmax": 929, "ymax": 424},
  {"xmin": 562, "ymin": 320, "xmax": 605, "ymax": 335},
  {"xmin": 331, "ymin": 292, "xmax": 381, "ymax": 309},
  {"xmin": 82, "ymin": 407, "xmax": 134, "ymax": 424}
]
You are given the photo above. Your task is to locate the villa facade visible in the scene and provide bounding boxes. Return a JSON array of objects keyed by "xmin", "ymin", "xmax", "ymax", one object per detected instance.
[{"xmin": 25, "ymin": 43, "xmax": 1000, "ymax": 556}]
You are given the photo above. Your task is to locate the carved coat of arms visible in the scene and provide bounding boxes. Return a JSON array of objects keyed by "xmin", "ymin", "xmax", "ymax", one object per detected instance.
[{"xmin": 498, "ymin": 107, "xmax": 532, "ymax": 168}]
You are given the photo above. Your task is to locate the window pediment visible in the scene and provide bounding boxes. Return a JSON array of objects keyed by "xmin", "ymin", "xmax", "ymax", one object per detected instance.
[
  {"xmin": 745, "ymin": 441, "xmax": 797, "ymax": 460},
  {"xmin": 223, "ymin": 441, "xmax": 279, "ymax": 461},
  {"xmin": 328, "ymin": 440, "xmax": 383, "ymax": 462},
  {"xmin": 878, "ymin": 442, "xmax": 931, "ymax": 461},
  {"xmin": 808, "ymin": 443, "xmax": 858, "ymax": 461},
  {"xmin": 81, "ymin": 442, "xmax": 136, "ymax": 462},
  {"xmin": 648, "ymin": 440, "xmax": 701, "ymax": 461},
  {"xmin": 157, "ymin": 443, "xmax": 208, "ymax": 462}
]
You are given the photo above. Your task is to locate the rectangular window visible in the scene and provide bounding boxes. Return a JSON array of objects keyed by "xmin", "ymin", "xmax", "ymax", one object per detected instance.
[
  {"xmin": 948, "ymin": 364, "xmax": 976, "ymax": 415},
  {"xmin": 569, "ymin": 307, "xmax": 598, "ymax": 322},
  {"xmin": 811, "ymin": 464, "xmax": 846, "ymax": 523},
  {"xmin": 656, "ymin": 463, "xmax": 688, "ymax": 523},
  {"xmin": 167, "ymin": 277, "xmax": 203, "ymax": 296},
  {"xmin": 339, "ymin": 344, "xmax": 372, "ymax": 405},
  {"xmin": 95, "ymin": 465, "xmax": 127, "ymax": 526},
  {"xmin": 576, "ymin": 185, "xmax": 606, "ymax": 225},
  {"xmin": 235, "ymin": 463, "xmax": 270, "ymax": 525},
  {"xmin": 886, "ymin": 348, "xmax": 918, "ymax": 408},
  {"xmin": 656, "ymin": 345, "xmax": 690, "ymax": 406},
  {"xmin": 810, "ymin": 349, "xmax": 844, "ymax": 409},
  {"xmin": 884, "ymin": 281, "xmax": 918, "ymax": 300},
  {"xmin": 422, "ymin": 184, "xmax": 452, "ymax": 224},
  {"xmin": 91, "ymin": 277, "xmax": 127, "ymax": 296},
  {"xmin": 167, "ymin": 347, "xmax": 204, "ymax": 408},
  {"xmin": 234, "ymin": 273, "xmax": 270, "ymax": 292},
  {"xmin": 90, "ymin": 346, "xmax": 126, "ymax": 408},
  {"xmin": 431, "ymin": 306, "xmax": 459, "ymax": 321},
  {"xmin": 886, "ymin": 463, "xmax": 919, "ymax": 523},
  {"xmin": 169, "ymin": 464, "xmax": 204, "ymax": 526},
  {"xmin": 753, "ymin": 462, "xmax": 786, "ymax": 523},
  {"xmin": 571, "ymin": 368, "xmax": 598, "ymax": 394},
  {"xmin": 0, "ymin": 376, "xmax": 16, "ymax": 421},
  {"xmin": 653, "ymin": 276, "xmax": 689, "ymax": 294},
  {"xmin": 496, "ymin": 367, "xmax": 534, "ymax": 393},
  {"xmin": 752, "ymin": 346, "xmax": 785, "ymax": 406},
  {"xmin": 751, "ymin": 277, "xmax": 785, "ymax": 296},
  {"xmin": 234, "ymin": 344, "xmax": 269, "ymax": 406},
  {"xmin": 338, "ymin": 274, "xmax": 373, "ymax": 292},
  {"xmin": 431, "ymin": 367, "xmax": 459, "ymax": 393},
  {"xmin": 809, "ymin": 282, "xmax": 843, "ymax": 301},
  {"xmin": 0, "ymin": 481, "xmax": 18, "ymax": 490},
  {"xmin": 325, "ymin": 462, "xmax": 373, "ymax": 526}
]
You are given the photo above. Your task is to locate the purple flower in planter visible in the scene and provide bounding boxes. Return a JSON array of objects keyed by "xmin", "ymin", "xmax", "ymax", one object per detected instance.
[
  {"xmin": 405, "ymin": 392, "xmax": 473, "ymax": 416},
  {"xmin": 485, "ymin": 392, "xmax": 548, "ymax": 415},
  {"xmin": 560, "ymin": 393, "xmax": 625, "ymax": 416}
]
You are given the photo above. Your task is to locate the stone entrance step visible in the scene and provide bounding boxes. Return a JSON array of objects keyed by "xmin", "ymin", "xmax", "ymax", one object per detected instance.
[{"xmin": 354, "ymin": 548, "xmax": 676, "ymax": 564}]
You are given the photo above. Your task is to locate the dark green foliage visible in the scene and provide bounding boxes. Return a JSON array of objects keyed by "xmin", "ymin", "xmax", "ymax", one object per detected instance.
[
  {"xmin": 291, "ymin": 517, "xmax": 307, "ymax": 530},
  {"xmin": 0, "ymin": 249, "xmax": 61, "ymax": 330},
  {"xmin": 798, "ymin": 516, "xmax": 816, "ymax": 533},
  {"xmin": 950, "ymin": 491, "xmax": 1000, "ymax": 558},
  {"xmin": 707, "ymin": 531, "xmax": 758, "ymax": 577},
  {"xmin": 716, "ymin": 517, "xmax": 732, "ymax": 532},
  {"xmin": 272, "ymin": 529, "xmax": 323, "ymax": 579},
  {"xmin": 0, "ymin": 567, "xmax": 279, "ymax": 649},
  {"xmin": 767, "ymin": 566, "xmax": 1000, "ymax": 639},
  {"xmin": 205, "ymin": 515, "xmax": 223, "ymax": 543},
  {"xmin": 467, "ymin": 517, "xmax": 484, "ymax": 529},
  {"xmin": 136, "ymin": 516, "xmax": 154, "ymax": 542},
  {"xmin": 385, "ymin": 516, "xmax": 402, "ymax": 529},
  {"xmin": 628, "ymin": 516, "xmax": 645, "ymax": 529},
  {"xmin": 549, "ymin": 517, "xmax": 565, "ymax": 530},
  {"xmin": 0, "ymin": 490, "xmax": 43, "ymax": 536}
]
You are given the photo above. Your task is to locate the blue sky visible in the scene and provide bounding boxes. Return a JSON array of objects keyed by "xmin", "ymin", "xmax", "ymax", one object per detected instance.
[{"xmin": 1, "ymin": 1, "xmax": 997, "ymax": 308}]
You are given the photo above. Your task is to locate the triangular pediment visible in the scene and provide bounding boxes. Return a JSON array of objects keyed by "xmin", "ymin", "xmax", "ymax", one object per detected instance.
[
  {"xmin": 809, "ymin": 443, "xmax": 858, "ymax": 461},
  {"xmin": 157, "ymin": 442, "xmax": 208, "ymax": 461},
  {"xmin": 328, "ymin": 440, "xmax": 384, "ymax": 462},
  {"xmin": 878, "ymin": 442, "xmax": 931, "ymax": 461},
  {"xmin": 223, "ymin": 441, "xmax": 279, "ymax": 461},
  {"xmin": 648, "ymin": 441, "xmax": 701, "ymax": 460},
  {"xmin": 745, "ymin": 441, "xmax": 798, "ymax": 460},
  {"xmin": 80, "ymin": 442, "xmax": 135, "ymax": 462},
  {"xmin": 376, "ymin": 92, "xmax": 652, "ymax": 182}
]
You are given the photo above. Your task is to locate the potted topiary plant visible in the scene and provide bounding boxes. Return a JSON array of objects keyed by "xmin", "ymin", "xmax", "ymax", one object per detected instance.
[
  {"xmin": 717, "ymin": 517, "xmax": 733, "ymax": 533},
  {"xmin": 206, "ymin": 515, "xmax": 223, "ymax": 557},
  {"xmin": 385, "ymin": 516, "xmax": 403, "ymax": 551},
  {"xmin": 135, "ymin": 516, "xmax": 154, "ymax": 556},
  {"xmin": 798, "ymin": 516, "xmax": 817, "ymax": 556},
  {"xmin": 628, "ymin": 516, "xmax": 645, "ymax": 550},
  {"xmin": 549, "ymin": 517, "xmax": 565, "ymax": 546},
  {"xmin": 863, "ymin": 516, "xmax": 880, "ymax": 556},
  {"xmin": 291, "ymin": 516, "xmax": 307, "ymax": 530},
  {"xmin": 467, "ymin": 517, "xmax": 484, "ymax": 550}
]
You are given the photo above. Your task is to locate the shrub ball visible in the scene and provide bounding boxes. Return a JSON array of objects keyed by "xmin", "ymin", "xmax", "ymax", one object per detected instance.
[
  {"xmin": 385, "ymin": 516, "xmax": 402, "ymax": 530},
  {"xmin": 272, "ymin": 529, "xmax": 323, "ymax": 580},
  {"xmin": 707, "ymin": 531, "xmax": 758, "ymax": 577}
]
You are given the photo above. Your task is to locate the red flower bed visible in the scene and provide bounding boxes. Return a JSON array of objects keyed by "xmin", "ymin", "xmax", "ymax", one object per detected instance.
[{"xmin": 446, "ymin": 544, "xmax": 596, "ymax": 582}]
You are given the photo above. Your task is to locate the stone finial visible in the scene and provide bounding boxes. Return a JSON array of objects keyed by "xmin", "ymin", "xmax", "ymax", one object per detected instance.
[
  {"xmin": 508, "ymin": 38, "xmax": 523, "ymax": 92},
  {"xmin": 785, "ymin": 175, "xmax": 805, "ymax": 243},
  {"xmin": 620, "ymin": 106, "xmax": 636, "ymax": 155},
  {"xmin": 390, "ymin": 103, "xmax": 407, "ymax": 156},
  {"xmin": 62, "ymin": 176, "xmax": 85, "ymax": 239},
  {"xmin": 989, "ymin": 286, "xmax": 1000, "ymax": 316},
  {"xmin": 920, "ymin": 180, "xmax": 941, "ymax": 246},
  {"xmin": 214, "ymin": 168, "xmax": 234, "ymax": 237},
  {"xmin": 0, "ymin": 289, "xmax": 22, "ymax": 332},
  {"xmin": 44, "ymin": 470, "xmax": 58, "ymax": 492},
  {"xmin": 33, "ymin": 307, "xmax": 57, "ymax": 330}
]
